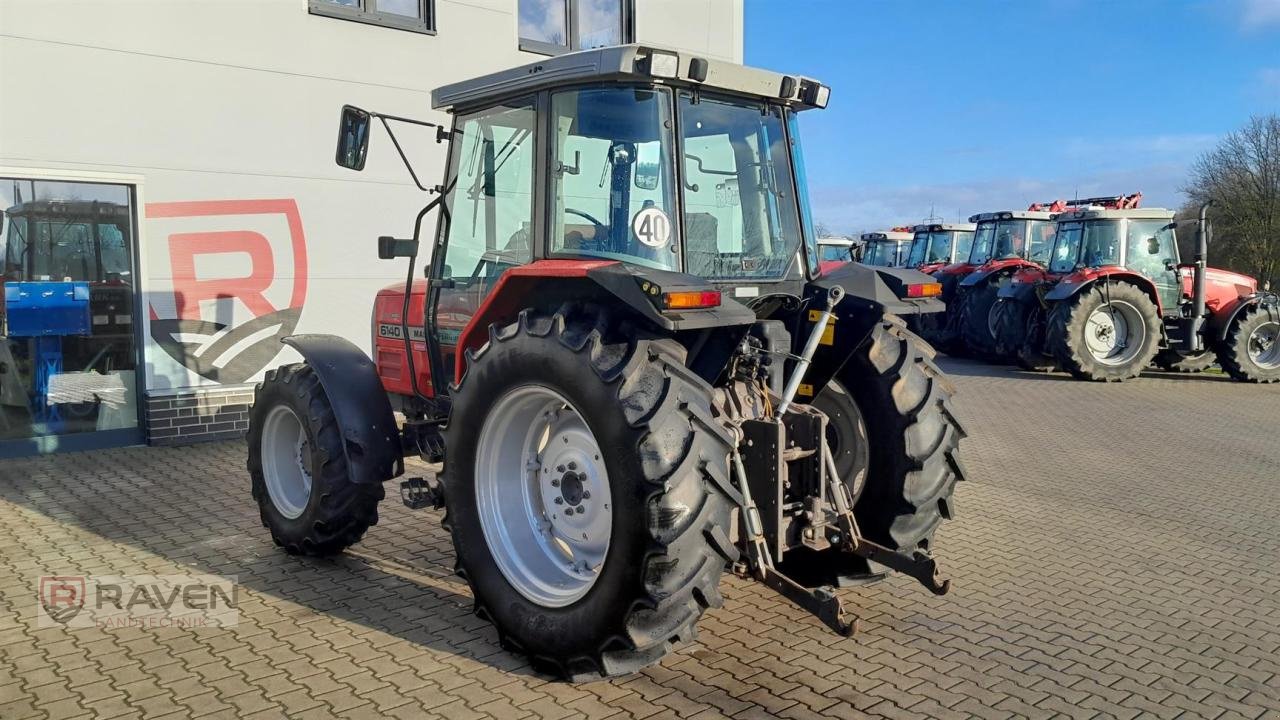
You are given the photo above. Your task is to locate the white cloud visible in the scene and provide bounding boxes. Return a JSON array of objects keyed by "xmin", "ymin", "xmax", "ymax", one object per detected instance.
[{"xmin": 1240, "ymin": 0, "xmax": 1280, "ymax": 30}]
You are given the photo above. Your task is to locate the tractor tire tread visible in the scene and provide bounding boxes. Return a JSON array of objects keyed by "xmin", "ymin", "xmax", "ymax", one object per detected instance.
[{"xmin": 247, "ymin": 363, "xmax": 384, "ymax": 557}]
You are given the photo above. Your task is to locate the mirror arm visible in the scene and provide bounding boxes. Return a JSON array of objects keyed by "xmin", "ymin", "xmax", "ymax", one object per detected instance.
[{"xmin": 378, "ymin": 116, "xmax": 434, "ymax": 193}]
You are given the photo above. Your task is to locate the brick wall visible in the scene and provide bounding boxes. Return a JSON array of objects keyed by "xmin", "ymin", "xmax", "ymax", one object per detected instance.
[{"xmin": 145, "ymin": 384, "xmax": 256, "ymax": 445}]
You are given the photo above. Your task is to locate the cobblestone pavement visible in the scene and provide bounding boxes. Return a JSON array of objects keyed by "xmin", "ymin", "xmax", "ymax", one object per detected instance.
[{"xmin": 1, "ymin": 358, "xmax": 1278, "ymax": 719}]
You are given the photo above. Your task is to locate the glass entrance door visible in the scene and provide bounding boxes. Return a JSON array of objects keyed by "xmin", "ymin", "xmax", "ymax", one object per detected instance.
[{"xmin": 1, "ymin": 177, "xmax": 143, "ymax": 457}]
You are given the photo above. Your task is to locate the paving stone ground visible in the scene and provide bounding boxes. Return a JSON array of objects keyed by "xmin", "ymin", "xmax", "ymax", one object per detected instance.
[{"xmin": 1, "ymin": 358, "xmax": 1278, "ymax": 719}]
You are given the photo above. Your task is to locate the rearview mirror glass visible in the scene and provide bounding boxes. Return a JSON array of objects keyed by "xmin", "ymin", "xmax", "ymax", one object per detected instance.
[{"xmin": 335, "ymin": 105, "xmax": 372, "ymax": 171}]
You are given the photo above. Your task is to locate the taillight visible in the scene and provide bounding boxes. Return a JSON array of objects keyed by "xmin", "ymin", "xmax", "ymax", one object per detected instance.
[
  {"xmin": 663, "ymin": 290, "xmax": 721, "ymax": 310},
  {"xmin": 905, "ymin": 283, "xmax": 943, "ymax": 298}
]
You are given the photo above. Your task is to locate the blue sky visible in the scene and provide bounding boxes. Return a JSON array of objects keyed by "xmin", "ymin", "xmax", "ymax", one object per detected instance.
[{"xmin": 745, "ymin": 0, "xmax": 1280, "ymax": 232}]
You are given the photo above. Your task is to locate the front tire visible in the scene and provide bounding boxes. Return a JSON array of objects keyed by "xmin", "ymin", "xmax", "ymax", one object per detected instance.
[
  {"xmin": 444, "ymin": 311, "xmax": 736, "ymax": 679},
  {"xmin": 1217, "ymin": 305, "xmax": 1280, "ymax": 383},
  {"xmin": 247, "ymin": 363, "xmax": 384, "ymax": 556},
  {"xmin": 1049, "ymin": 283, "xmax": 1160, "ymax": 382}
]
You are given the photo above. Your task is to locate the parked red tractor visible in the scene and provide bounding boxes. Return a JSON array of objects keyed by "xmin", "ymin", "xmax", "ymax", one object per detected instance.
[
  {"xmin": 246, "ymin": 46, "xmax": 965, "ymax": 679},
  {"xmin": 924, "ymin": 207, "xmax": 1057, "ymax": 355},
  {"xmin": 995, "ymin": 200, "xmax": 1278, "ymax": 381}
]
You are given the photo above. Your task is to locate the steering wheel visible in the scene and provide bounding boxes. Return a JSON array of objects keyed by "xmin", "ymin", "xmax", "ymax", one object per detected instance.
[{"xmin": 565, "ymin": 207, "xmax": 606, "ymax": 231}]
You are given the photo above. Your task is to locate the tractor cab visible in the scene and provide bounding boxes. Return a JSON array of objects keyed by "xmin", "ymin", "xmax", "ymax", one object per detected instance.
[
  {"xmin": 858, "ymin": 230, "xmax": 912, "ymax": 267},
  {"xmin": 815, "ymin": 236, "xmax": 860, "ymax": 274},
  {"xmin": 908, "ymin": 222, "xmax": 976, "ymax": 275}
]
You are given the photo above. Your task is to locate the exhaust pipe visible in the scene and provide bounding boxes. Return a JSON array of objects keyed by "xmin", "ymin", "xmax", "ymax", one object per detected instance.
[{"xmin": 1188, "ymin": 200, "xmax": 1212, "ymax": 351}]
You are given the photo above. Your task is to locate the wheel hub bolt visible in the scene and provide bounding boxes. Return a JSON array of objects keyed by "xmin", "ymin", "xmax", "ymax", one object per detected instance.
[
  {"xmin": 567, "ymin": 461, "xmax": 577, "ymax": 470},
  {"xmin": 574, "ymin": 505, "xmax": 584, "ymax": 514},
  {"xmin": 564, "ymin": 507, "xmax": 574, "ymax": 516},
  {"xmin": 551, "ymin": 478, "xmax": 560, "ymax": 487},
  {"xmin": 582, "ymin": 491, "xmax": 590, "ymax": 499},
  {"xmin": 554, "ymin": 497, "xmax": 563, "ymax": 505},
  {"xmin": 556, "ymin": 465, "xmax": 565, "ymax": 473}
]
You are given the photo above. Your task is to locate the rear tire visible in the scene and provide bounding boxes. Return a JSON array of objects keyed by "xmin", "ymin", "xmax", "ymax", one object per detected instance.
[
  {"xmin": 1049, "ymin": 283, "xmax": 1160, "ymax": 382},
  {"xmin": 1153, "ymin": 348, "xmax": 1217, "ymax": 373},
  {"xmin": 1217, "ymin": 304, "xmax": 1280, "ymax": 383},
  {"xmin": 959, "ymin": 284, "xmax": 1003, "ymax": 360},
  {"xmin": 837, "ymin": 317, "xmax": 967, "ymax": 554},
  {"xmin": 444, "ymin": 311, "xmax": 737, "ymax": 679},
  {"xmin": 247, "ymin": 363, "xmax": 384, "ymax": 556}
]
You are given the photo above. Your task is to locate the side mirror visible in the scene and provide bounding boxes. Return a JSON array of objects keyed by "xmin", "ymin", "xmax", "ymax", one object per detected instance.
[{"xmin": 335, "ymin": 105, "xmax": 372, "ymax": 171}]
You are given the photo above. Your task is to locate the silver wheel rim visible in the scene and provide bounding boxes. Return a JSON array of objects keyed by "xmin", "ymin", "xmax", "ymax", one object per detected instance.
[
  {"xmin": 260, "ymin": 404, "xmax": 313, "ymax": 519},
  {"xmin": 1084, "ymin": 300, "xmax": 1146, "ymax": 366},
  {"xmin": 475, "ymin": 385, "xmax": 612, "ymax": 608},
  {"xmin": 986, "ymin": 301, "xmax": 1001, "ymax": 339},
  {"xmin": 1248, "ymin": 321, "xmax": 1280, "ymax": 369}
]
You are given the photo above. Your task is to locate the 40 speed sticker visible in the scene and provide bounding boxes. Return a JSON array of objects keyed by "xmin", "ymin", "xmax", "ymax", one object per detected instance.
[{"xmin": 631, "ymin": 207, "xmax": 671, "ymax": 248}]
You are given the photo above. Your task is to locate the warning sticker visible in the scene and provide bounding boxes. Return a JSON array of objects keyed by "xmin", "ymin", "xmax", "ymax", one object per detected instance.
[{"xmin": 631, "ymin": 207, "xmax": 671, "ymax": 248}]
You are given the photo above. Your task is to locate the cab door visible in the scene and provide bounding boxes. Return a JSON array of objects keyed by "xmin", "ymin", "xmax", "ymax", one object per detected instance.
[
  {"xmin": 430, "ymin": 98, "xmax": 537, "ymax": 386},
  {"xmin": 1124, "ymin": 219, "xmax": 1181, "ymax": 313}
]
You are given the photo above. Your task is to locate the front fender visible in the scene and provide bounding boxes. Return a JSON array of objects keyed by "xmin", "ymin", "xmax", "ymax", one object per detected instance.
[
  {"xmin": 282, "ymin": 335, "xmax": 403, "ymax": 484},
  {"xmin": 1213, "ymin": 291, "xmax": 1280, "ymax": 341}
]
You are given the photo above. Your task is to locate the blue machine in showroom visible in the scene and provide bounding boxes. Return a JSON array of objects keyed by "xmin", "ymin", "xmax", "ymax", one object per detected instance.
[{"xmin": 3, "ymin": 281, "xmax": 92, "ymax": 428}]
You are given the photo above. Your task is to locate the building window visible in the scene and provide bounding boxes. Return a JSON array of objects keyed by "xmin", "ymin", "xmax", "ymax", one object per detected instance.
[
  {"xmin": 519, "ymin": 0, "xmax": 631, "ymax": 55},
  {"xmin": 309, "ymin": 0, "xmax": 435, "ymax": 34}
]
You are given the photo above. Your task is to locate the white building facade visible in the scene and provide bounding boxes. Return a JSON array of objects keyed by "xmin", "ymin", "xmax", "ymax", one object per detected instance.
[{"xmin": 0, "ymin": 0, "xmax": 743, "ymax": 455}]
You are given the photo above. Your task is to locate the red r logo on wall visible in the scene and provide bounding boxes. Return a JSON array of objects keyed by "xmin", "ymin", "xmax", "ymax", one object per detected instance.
[{"xmin": 146, "ymin": 199, "xmax": 308, "ymax": 383}]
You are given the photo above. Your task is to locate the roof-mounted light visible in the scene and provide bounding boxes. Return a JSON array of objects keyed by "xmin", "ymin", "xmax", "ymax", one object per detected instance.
[
  {"xmin": 799, "ymin": 80, "xmax": 830, "ymax": 109},
  {"xmin": 999, "ymin": 212, "xmax": 1013, "ymax": 220},
  {"xmin": 640, "ymin": 49, "xmax": 680, "ymax": 79}
]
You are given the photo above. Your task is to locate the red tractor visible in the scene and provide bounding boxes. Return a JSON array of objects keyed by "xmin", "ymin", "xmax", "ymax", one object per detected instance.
[
  {"xmin": 925, "ymin": 207, "xmax": 1057, "ymax": 355},
  {"xmin": 991, "ymin": 194, "xmax": 1144, "ymax": 369},
  {"xmin": 996, "ymin": 201, "xmax": 1278, "ymax": 381},
  {"xmin": 246, "ymin": 46, "xmax": 964, "ymax": 679}
]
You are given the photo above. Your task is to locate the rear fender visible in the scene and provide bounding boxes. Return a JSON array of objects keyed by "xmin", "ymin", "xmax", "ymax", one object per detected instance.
[
  {"xmin": 1211, "ymin": 291, "xmax": 1280, "ymax": 341},
  {"xmin": 1044, "ymin": 270, "xmax": 1161, "ymax": 312},
  {"xmin": 817, "ymin": 262, "xmax": 946, "ymax": 317},
  {"xmin": 785, "ymin": 266, "xmax": 945, "ymax": 403},
  {"xmin": 282, "ymin": 335, "xmax": 404, "ymax": 484},
  {"xmin": 997, "ymin": 281, "xmax": 1038, "ymax": 302},
  {"xmin": 453, "ymin": 259, "xmax": 757, "ymax": 383}
]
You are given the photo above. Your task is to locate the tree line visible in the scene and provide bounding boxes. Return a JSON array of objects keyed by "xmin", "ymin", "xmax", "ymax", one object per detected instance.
[{"xmin": 1182, "ymin": 114, "xmax": 1279, "ymax": 291}]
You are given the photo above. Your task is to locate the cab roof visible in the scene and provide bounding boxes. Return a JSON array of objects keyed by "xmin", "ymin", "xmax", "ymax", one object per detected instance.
[
  {"xmin": 1055, "ymin": 207, "xmax": 1174, "ymax": 221},
  {"xmin": 969, "ymin": 211, "xmax": 1056, "ymax": 223},
  {"xmin": 432, "ymin": 44, "xmax": 829, "ymax": 113},
  {"xmin": 816, "ymin": 237, "xmax": 855, "ymax": 247},
  {"xmin": 912, "ymin": 223, "xmax": 976, "ymax": 233},
  {"xmin": 862, "ymin": 231, "xmax": 914, "ymax": 242}
]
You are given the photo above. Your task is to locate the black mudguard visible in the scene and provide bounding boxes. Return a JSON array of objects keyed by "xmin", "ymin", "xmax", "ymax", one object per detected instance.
[
  {"xmin": 961, "ymin": 267, "xmax": 999, "ymax": 288},
  {"xmin": 817, "ymin": 262, "xmax": 946, "ymax": 317},
  {"xmin": 282, "ymin": 335, "xmax": 404, "ymax": 484},
  {"xmin": 998, "ymin": 282, "xmax": 1038, "ymax": 302}
]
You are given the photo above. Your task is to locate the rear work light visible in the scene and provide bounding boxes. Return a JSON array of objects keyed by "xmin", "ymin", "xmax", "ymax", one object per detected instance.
[
  {"xmin": 663, "ymin": 290, "xmax": 721, "ymax": 310},
  {"xmin": 906, "ymin": 283, "xmax": 943, "ymax": 299}
]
